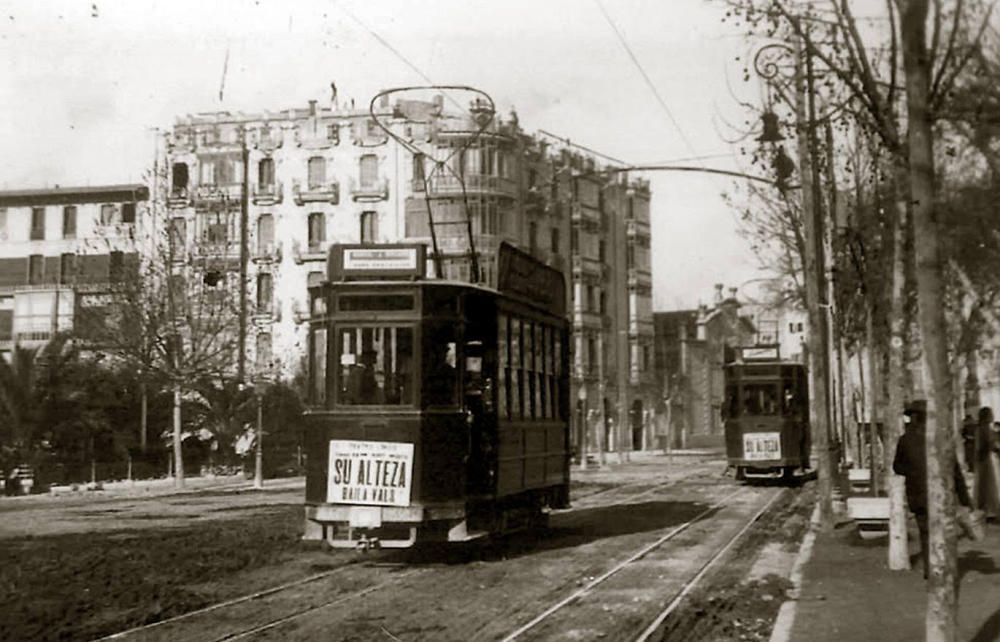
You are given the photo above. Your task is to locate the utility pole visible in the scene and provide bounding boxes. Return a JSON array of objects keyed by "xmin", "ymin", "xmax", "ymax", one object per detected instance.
[
  {"xmin": 238, "ymin": 127, "xmax": 250, "ymax": 384},
  {"xmin": 254, "ymin": 389, "xmax": 264, "ymax": 489}
]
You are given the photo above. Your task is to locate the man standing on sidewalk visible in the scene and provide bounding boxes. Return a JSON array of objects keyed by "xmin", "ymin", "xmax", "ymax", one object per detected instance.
[{"xmin": 892, "ymin": 400, "xmax": 972, "ymax": 578}]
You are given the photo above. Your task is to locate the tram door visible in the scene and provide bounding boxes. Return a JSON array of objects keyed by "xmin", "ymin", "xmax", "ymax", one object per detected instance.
[{"xmin": 463, "ymin": 294, "xmax": 498, "ymax": 495}]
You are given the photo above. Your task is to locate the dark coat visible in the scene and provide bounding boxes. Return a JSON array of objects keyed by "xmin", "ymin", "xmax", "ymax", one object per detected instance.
[{"xmin": 892, "ymin": 424, "xmax": 970, "ymax": 513}]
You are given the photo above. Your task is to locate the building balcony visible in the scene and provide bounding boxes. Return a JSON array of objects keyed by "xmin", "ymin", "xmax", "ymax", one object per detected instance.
[
  {"xmin": 627, "ymin": 267, "xmax": 652, "ymax": 289},
  {"xmin": 193, "ymin": 241, "xmax": 241, "ymax": 262},
  {"xmin": 167, "ymin": 186, "xmax": 192, "ymax": 209},
  {"xmin": 570, "ymin": 202, "xmax": 601, "ymax": 229},
  {"xmin": 350, "ymin": 177, "xmax": 390, "ymax": 202},
  {"xmin": 253, "ymin": 298, "xmax": 282, "ymax": 324},
  {"xmin": 626, "ymin": 218, "xmax": 651, "ymax": 242},
  {"xmin": 252, "ymin": 241, "xmax": 282, "ymax": 265},
  {"xmin": 253, "ymin": 129, "xmax": 284, "ymax": 152},
  {"xmin": 192, "ymin": 184, "xmax": 243, "ymax": 208},
  {"xmin": 252, "ymin": 182, "xmax": 283, "ymax": 206},
  {"xmin": 291, "ymin": 240, "xmax": 326, "ymax": 264},
  {"xmin": 166, "ymin": 130, "xmax": 196, "ymax": 153},
  {"xmin": 573, "ymin": 309, "xmax": 604, "ymax": 330},
  {"xmin": 291, "ymin": 298, "xmax": 310, "ymax": 324},
  {"xmin": 425, "ymin": 174, "xmax": 517, "ymax": 199},
  {"xmin": 524, "ymin": 187, "xmax": 546, "ymax": 211},
  {"xmin": 295, "ymin": 126, "xmax": 338, "ymax": 150},
  {"xmin": 293, "ymin": 180, "xmax": 340, "ymax": 205},
  {"xmin": 571, "ymin": 255, "xmax": 603, "ymax": 281},
  {"xmin": 629, "ymin": 318, "xmax": 656, "ymax": 338}
]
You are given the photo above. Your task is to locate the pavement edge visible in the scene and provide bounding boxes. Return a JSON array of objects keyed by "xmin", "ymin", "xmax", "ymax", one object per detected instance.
[{"xmin": 768, "ymin": 501, "xmax": 821, "ymax": 642}]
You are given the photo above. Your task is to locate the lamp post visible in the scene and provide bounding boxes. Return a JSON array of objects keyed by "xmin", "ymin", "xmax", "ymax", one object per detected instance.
[{"xmin": 752, "ymin": 36, "xmax": 835, "ymax": 526}]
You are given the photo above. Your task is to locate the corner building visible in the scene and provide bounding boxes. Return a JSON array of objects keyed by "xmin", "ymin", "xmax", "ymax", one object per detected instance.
[
  {"xmin": 162, "ymin": 94, "xmax": 656, "ymax": 453},
  {"xmin": 0, "ymin": 184, "xmax": 148, "ymax": 360}
]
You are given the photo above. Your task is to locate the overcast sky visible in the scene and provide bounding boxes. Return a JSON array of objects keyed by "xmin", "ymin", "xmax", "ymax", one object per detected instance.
[{"xmin": 0, "ymin": 0, "xmax": 770, "ymax": 310}]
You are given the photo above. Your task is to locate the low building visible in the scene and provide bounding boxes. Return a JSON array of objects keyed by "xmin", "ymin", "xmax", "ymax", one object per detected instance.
[
  {"xmin": 653, "ymin": 284, "xmax": 755, "ymax": 448},
  {"xmin": 0, "ymin": 184, "xmax": 148, "ymax": 359}
]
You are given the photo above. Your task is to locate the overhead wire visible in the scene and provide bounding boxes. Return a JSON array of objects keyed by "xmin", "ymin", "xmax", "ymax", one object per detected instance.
[{"xmin": 592, "ymin": 0, "xmax": 699, "ymax": 158}]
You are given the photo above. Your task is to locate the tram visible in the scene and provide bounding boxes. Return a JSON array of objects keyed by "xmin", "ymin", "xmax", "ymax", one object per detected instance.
[
  {"xmin": 723, "ymin": 356, "xmax": 811, "ymax": 480},
  {"xmin": 301, "ymin": 243, "xmax": 571, "ymax": 548}
]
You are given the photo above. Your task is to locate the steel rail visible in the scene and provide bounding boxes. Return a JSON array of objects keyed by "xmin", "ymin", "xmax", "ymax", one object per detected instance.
[
  {"xmin": 500, "ymin": 486, "xmax": 749, "ymax": 642},
  {"xmin": 95, "ymin": 560, "xmax": 365, "ymax": 641},
  {"xmin": 632, "ymin": 487, "xmax": 789, "ymax": 642},
  {"xmin": 211, "ymin": 573, "xmax": 421, "ymax": 642}
]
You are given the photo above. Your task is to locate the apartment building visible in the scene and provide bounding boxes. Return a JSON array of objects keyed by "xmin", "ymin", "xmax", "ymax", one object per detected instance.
[
  {"xmin": 162, "ymin": 92, "xmax": 657, "ymax": 452},
  {"xmin": 0, "ymin": 184, "xmax": 148, "ymax": 359}
]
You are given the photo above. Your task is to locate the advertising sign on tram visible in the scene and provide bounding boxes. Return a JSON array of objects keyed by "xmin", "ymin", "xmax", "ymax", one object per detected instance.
[
  {"xmin": 743, "ymin": 432, "xmax": 781, "ymax": 461},
  {"xmin": 327, "ymin": 440, "xmax": 414, "ymax": 506}
]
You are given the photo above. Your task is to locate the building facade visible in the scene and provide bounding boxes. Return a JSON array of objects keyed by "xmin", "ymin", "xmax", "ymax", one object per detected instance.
[
  {"xmin": 0, "ymin": 184, "xmax": 148, "ymax": 359},
  {"xmin": 161, "ymin": 92, "xmax": 657, "ymax": 453},
  {"xmin": 653, "ymin": 285, "xmax": 756, "ymax": 448}
]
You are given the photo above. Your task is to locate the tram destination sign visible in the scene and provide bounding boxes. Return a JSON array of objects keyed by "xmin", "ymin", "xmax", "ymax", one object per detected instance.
[
  {"xmin": 327, "ymin": 439, "xmax": 414, "ymax": 507},
  {"xmin": 328, "ymin": 244, "xmax": 426, "ymax": 281},
  {"xmin": 496, "ymin": 242, "xmax": 566, "ymax": 316}
]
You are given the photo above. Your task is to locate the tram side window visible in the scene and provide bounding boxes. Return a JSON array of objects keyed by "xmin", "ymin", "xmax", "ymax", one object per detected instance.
[
  {"xmin": 337, "ymin": 326, "xmax": 413, "ymax": 405},
  {"xmin": 525, "ymin": 321, "xmax": 535, "ymax": 419},
  {"xmin": 742, "ymin": 384, "xmax": 780, "ymax": 415},
  {"xmin": 498, "ymin": 314, "xmax": 508, "ymax": 419},
  {"xmin": 553, "ymin": 331, "xmax": 562, "ymax": 419},
  {"xmin": 423, "ymin": 322, "xmax": 458, "ymax": 407},
  {"xmin": 535, "ymin": 324, "xmax": 545, "ymax": 419},
  {"xmin": 311, "ymin": 325, "xmax": 327, "ymax": 405},
  {"xmin": 510, "ymin": 318, "xmax": 522, "ymax": 419},
  {"xmin": 539, "ymin": 325, "xmax": 549, "ymax": 419}
]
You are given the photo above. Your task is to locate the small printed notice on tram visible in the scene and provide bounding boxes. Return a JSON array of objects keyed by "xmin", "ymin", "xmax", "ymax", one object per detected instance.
[
  {"xmin": 743, "ymin": 432, "xmax": 781, "ymax": 461},
  {"xmin": 327, "ymin": 440, "xmax": 414, "ymax": 506}
]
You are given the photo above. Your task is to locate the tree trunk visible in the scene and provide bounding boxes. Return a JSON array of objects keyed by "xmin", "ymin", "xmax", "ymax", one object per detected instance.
[
  {"xmin": 140, "ymin": 380, "xmax": 148, "ymax": 452},
  {"xmin": 867, "ymin": 311, "xmax": 881, "ymax": 497},
  {"xmin": 173, "ymin": 383, "xmax": 185, "ymax": 489},
  {"xmin": 897, "ymin": 1, "xmax": 958, "ymax": 638},
  {"xmin": 886, "ymin": 171, "xmax": 910, "ymax": 571}
]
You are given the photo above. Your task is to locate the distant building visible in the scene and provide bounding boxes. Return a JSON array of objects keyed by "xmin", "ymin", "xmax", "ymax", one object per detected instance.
[
  {"xmin": 653, "ymin": 284, "xmax": 755, "ymax": 448},
  {"xmin": 0, "ymin": 184, "xmax": 148, "ymax": 359},
  {"xmin": 161, "ymin": 92, "xmax": 657, "ymax": 453}
]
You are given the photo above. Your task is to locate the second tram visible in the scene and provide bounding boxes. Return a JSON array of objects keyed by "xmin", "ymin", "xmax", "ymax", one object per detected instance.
[
  {"xmin": 302, "ymin": 243, "xmax": 571, "ymax": 548},
  {"xmin": 723, "ymin": 358, "xmax": 811, "ymax": 480}
]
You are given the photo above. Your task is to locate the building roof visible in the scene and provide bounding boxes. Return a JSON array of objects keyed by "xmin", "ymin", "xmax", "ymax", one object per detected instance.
[{"xmin": 0, "ymin": 184, "xmax": 148, "ymax": 208}]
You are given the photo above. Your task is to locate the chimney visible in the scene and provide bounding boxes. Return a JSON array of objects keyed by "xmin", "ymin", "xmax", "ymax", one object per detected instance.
[
  {"xmin": 714, "ymin": 283, "xmax": 724, "ymax": 304},
  {"xmin": 308, "ymin": 100, "xmax": 318, "ymax": 117},
  {"xmin": 728, "ymin": 287, "xmax": 738, "ymax": 300}
]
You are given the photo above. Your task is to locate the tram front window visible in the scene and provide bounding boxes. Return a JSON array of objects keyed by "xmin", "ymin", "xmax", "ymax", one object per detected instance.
[
  {"xmin": 336, "ymin": 326, "xmax": 414, "ymax": 405},
  {"xmin": 742, "ymin": 384, "xmax": 780, "ymax": 415}
]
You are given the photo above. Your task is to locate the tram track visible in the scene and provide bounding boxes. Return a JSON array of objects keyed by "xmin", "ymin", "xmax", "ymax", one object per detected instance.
[
  {"xmin": 98, "ymin": 460, "xmax": 757, "ymax": 642},
  {"xmin": 499, "ymin": 486, "xmax": 773, "ymax": 641}
]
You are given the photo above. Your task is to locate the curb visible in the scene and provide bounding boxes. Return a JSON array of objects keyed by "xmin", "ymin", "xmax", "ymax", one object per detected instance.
[{"xmin": 769, "ymin": 501, "xmax": 821, "ymax": 642}]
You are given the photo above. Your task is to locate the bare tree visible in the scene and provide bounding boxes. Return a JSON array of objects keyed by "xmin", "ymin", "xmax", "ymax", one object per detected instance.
[{"xmin": 89, "ymin": 177, "xmax": 242, "ymax": 489}]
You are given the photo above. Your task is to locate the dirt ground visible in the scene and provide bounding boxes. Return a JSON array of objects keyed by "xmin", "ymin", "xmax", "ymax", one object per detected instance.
[{"xmin": 0, "ymin": 454, "xmax": 811, "ymax": 642}]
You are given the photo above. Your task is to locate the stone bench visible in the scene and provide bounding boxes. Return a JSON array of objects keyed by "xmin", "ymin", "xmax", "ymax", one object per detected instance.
[
  {"xmin": 847, "ymin": 496, "xmax": 890, "ymax": 538},
  {"xmin": 848, "ymin": 468, "xmax": 872, "ymax": 493}
]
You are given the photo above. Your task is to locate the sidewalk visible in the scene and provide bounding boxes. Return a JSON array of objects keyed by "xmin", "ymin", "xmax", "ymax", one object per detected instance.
[{"xmin": 776, "ymin": 510, "xmax": 1000, "ymax": 642}]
